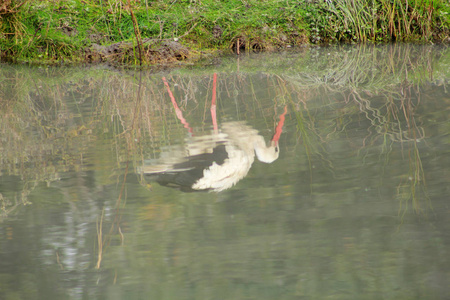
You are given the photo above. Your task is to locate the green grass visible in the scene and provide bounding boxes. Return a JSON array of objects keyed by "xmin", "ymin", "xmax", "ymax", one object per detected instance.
[
  {"xmin": 0, "ymin": 0, "xmax": 449, "ymax": 65},
  {"xmin": 303, "ymin": 0, "xmax": 450, "ymax": 43}
]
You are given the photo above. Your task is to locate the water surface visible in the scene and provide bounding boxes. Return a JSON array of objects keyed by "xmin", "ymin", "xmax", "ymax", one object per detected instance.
[{"xmin": 1, "ymin": 44, "xmax": 449, "ymax": 300}]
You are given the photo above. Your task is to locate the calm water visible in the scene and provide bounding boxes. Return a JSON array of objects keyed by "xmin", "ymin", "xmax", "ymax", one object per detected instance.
[{"xmin": 1, "ymin": 45, "xmax": 449, "ymax": 300}]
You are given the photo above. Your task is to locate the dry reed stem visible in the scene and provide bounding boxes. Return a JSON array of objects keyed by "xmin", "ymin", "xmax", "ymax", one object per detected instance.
[{"xmin": 95, "ymin": 207, "xmax": 104, "ymax": 269}]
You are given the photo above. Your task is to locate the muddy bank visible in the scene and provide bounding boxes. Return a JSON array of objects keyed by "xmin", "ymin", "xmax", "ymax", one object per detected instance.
[{"xmin": 85, "ymin": 39, "xmax": 192, "ymax": 65}]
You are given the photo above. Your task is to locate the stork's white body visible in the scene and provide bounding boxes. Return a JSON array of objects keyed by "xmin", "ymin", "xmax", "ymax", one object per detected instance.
[{"xmin": 141, "ymin": 122, "xmax": 279, "ymax": 192}]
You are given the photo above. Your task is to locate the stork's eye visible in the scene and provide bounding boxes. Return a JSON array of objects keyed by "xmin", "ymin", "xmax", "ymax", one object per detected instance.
[{"xmin": 275, "ymin": 147, "xmax": 279, "ymax": 152}]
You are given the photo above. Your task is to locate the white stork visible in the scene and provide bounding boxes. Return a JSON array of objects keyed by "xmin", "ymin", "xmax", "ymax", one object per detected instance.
[{"xmin": 141, "ymin": 74, "xmax": 287, "ymax": 192}]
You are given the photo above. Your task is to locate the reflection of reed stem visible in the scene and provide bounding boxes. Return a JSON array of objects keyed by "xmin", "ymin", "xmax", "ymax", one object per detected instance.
[
  {"xmin": 95, "ymin": 208, "xmax": 104, "ymax": 269},
  {"xmin": 55, "ymin": 251, "xmax": 64, "ymax": 270}
]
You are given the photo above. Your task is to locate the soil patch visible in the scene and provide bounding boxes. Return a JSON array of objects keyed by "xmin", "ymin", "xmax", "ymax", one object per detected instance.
[{"xmin": 85, "ymin": 38, "xmax": 193, "ymax": 65}]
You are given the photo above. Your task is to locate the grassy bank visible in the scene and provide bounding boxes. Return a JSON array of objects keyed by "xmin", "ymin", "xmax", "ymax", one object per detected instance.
[{"xmin": 1, "ymin": 0, "xmax": 450, "ymax": 65}]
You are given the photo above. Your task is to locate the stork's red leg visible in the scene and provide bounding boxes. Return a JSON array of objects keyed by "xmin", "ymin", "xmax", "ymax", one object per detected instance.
[{"xmin": 162, "ymin": 77, "xmax": 193, "ymax": 134}]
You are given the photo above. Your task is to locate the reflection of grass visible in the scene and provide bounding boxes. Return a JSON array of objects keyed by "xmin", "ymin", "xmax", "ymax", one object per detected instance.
[
  {"xmin": 284, "ymin": 44, "xmax": 444, "ymax": 94},
  {"xmin": 0, "ymin": 193, "xmax": 19, "ymax": 219},
  {"xmin": 271, "ymin": 73, "xmax": 336, "ymax": 179},
  {"xmin": 0, "ymin": 45, "xmax": 445, "ymax": 217},
  {"xmin": 349, "ymin": 88, "xmax": 429, "ymax": 216},
  {"xmin": 0, "ymin": 67, "xmax": 92, "ymax": 217},
  {"xmin": 397, "ymin": 139, "xmax": 430, "ymax": 217},
  {"xmin": 96, "ymin": 208, "xmax": 104, "ymax": 269},
  {"xmin": 277, "ymin": 44, "xmax": 439, "ymax": 216}
]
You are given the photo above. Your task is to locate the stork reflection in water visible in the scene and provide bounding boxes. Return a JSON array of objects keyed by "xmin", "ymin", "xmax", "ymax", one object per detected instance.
[{"xmin": 141, "ymin": 74, "xmax": 287, "ymax": 192}]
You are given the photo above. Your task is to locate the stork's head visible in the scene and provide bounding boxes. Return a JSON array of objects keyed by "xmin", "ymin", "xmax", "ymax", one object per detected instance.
[
  {"xmin": 255, "ymin": 105, "xmax": 286, "ymax": 163},
  {"xmin": 255, "ymin": 140, "xmax": 279, "ymax": 163}
]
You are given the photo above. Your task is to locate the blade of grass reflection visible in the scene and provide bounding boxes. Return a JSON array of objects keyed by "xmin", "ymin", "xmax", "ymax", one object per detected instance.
[
  {"xmin": 282, "ymin": 84, "xmax": 334, "ymax": 175},
  {"xmin": 95, "ymin": 207, "xmax": 104, "ymax": 269}
]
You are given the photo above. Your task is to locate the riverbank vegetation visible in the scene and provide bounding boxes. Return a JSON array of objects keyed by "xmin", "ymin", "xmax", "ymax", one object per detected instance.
[{"xmin": 1, "ymin": 0, "xmax": 450, "ymax": 65}]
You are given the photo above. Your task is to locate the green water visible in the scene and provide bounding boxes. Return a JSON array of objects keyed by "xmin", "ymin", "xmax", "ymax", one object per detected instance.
[{"xmin": 1, "ymin": 44, "xmax": 449, "ymax": 300}]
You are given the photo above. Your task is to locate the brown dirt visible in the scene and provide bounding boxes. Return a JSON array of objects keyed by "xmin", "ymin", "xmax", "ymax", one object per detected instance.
[{"xmin": 85, "ymin": 38, "xmax": 192, "ymax": 65}]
